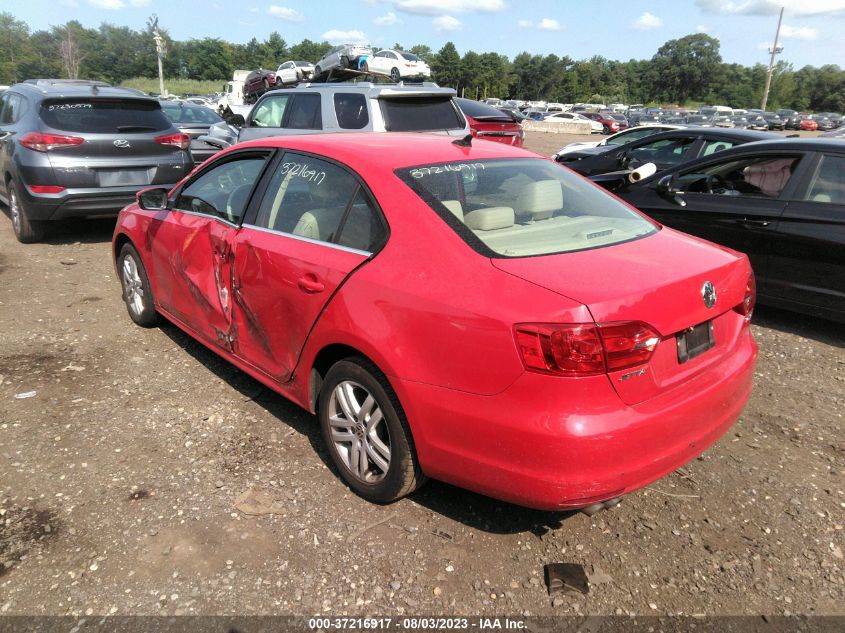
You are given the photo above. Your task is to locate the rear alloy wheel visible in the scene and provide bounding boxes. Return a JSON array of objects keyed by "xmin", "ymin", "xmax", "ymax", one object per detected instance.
[
  {"xmin": 390, "ymin": 67, "xmax": 401, "ymax": 82},
  {"xmin": 319, "ymin": 357, "xmax": 425, "ymax": 503},
  {"xmin": 119, "ymin": 243, "xmax": 160, "ymax": 327},
  {"xmin": 8, "ymin": 181, "xmax": 44, "ymax": 244}
]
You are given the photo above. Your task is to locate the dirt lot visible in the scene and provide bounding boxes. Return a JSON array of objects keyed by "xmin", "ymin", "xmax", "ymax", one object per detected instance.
[{"xmin": 0, "ymin": 130, "xmax": 843, "ymax": 618}]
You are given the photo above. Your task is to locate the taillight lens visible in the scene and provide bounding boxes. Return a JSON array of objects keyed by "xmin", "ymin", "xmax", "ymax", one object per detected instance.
[
  {"xmin": 600, "ymin": 322, "xmax": 662, "ymax": 372},
  {"xmin": 514, "ymin": 321, "xmax": 661, "ymax": 377},
  {"xmin": 154, "ymin": 132, "xmax": 190, "ymax": 151},
  {"xmin": 19, "ymin": 132, "xmax": 84, "ymax": 152},
  {"xmin": 735, "ymin": 273, "xmax": 756, "ymax": 323}
]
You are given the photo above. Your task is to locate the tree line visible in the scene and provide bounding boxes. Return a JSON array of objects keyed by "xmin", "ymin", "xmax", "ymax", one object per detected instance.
[{"xmin": 1, "ymin": 11, "xmax": 843, "ymax": 112}]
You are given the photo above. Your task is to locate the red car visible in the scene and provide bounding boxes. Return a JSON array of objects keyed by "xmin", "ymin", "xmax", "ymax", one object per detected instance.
[
  {"xmin": 582, "ymin": 111, "xmax": 621, "ymax": 134},
  {"xmin": 799, "ymin": 118, "xmax": 818, "ymax": 131},
  {"xmin": 243, "ymin": 69, "xmax": 281, "ymax": 103},
  {"xmin": 113, "ymin": 133, "xmax": 757, "ymax": 511},
  {"xmin": 456, "ymin": 97, "xmax": 524, "ymax": 147}
]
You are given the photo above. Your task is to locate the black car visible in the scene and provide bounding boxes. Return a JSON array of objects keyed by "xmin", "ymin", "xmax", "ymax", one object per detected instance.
[
  {"xmin": 159, "ymin": 100, "xmax": 225, "ymax": 164},
  {"xmin": 0, "ymin": 79, "xmax": 192, "ymax": 242},
  {"xmin": 612, "ymin": 139, "xmax": 845, "ymax": 322},
  {"xmin": 556, "ymin": 128, "xmax": 779, "ymax": 189},
  {"xmin": 761, "ymin": 112, "xmax": 785, "ymax": 130}
]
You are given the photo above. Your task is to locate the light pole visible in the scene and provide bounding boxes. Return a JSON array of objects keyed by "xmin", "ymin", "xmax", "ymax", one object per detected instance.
[
  {"xmin": 153, "ymin": 28, "xmax": 166, "ymax": 98},
  {"xmin": 760, "ymin": 6, "xmax": 784, "ymax": 112}
]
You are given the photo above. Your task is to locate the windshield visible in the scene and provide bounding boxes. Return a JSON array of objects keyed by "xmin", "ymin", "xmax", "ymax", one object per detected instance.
[
  {"xmin": 398, "ymin": 158, "xmax": 657, "ymax": 257},
  {"xmin": 380, "ymin": 97, "xmax": 465, "ymax": 132},
  {"xmin": 40, "ymin": 98, "xmax": 171, "ymax": 133}
]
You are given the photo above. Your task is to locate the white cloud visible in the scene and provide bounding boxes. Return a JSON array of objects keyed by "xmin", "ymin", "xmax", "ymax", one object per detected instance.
[
  {"xmin": 537, "ymin": 18, "xmax": 563, "ymax": 31},
  {"xmin": 433, "ymin": 14, "xmax": 463, "ymax": 31},
  {"xmin": 381, "ymin": 0, "xmax": 505, "ymax": 16},
  {"xmin": 86, "ymin": 0, "xmax": 125, "ymax": 8},
  {"xmin": 322, "ymin": 29, "xmax": 369, "ymax": 44},
  {"xmin": 129, "ymin": 0, "xmax": 150, "ymax": 6},
  {"xmin": 780, "ymin": 24, "xmax": 818, "ymax": 39},
  {"xmin": 632, "ymin": 12, "xmax": 663, "ymax": 30},
  {"xmin": 267, "ymin": 5, "xmax": 304, "ymax": 21},
  {"xmin": 695, "ymin": 0, "xmax": 845, "ymax": 16},
  {"xmin": 696, "ymin": 24, "xmax": 712, "ymax": 33},
  {"xmin": 374, "ymin": 11, "xmax": 401, "ymax": 25},
  {"xmin": 517, "ymin": 19, "xmax": 532, "ymax": 28}
]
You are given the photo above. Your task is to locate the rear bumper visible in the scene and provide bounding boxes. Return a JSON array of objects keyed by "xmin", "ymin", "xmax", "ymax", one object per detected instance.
[
  {"xmin": 395, "ymin": 328, "xmax": 757, "ymax": 510},
  {"xmin": 20, "ymin": 185, "xmax": 177, "ymax": 221}
]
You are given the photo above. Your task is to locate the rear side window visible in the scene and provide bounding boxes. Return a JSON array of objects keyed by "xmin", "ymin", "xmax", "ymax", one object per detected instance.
[
  {"xmin": 0, "ymin": 94, "xmax": 25, "ymax": 124},
  {"xmin": 337, "ymin": 190, "xmax": 387, "ymax": 252},
  {"xmin": 380, "ymin": 97, "xmax": 464, "ymax": 132},
  {"xmin": 805, "ymin": 154, "xmax": 845, "ymax": 204},
  {"xmin": 334, "ymin": 93, "xmax": 369, "ymax": 129},
  {"xmin": 40, "ymin": 99, "xmax": 171, "ymax": 133}
]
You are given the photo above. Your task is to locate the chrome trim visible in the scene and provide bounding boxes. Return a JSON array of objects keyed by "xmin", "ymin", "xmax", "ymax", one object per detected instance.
[
  {"xmin": 170, "ymin": 207, "xmax": 240, "ymax": 228},
  {"xmin": 242, "ymin": 222, "xmax": 372, "ymax": 256}
]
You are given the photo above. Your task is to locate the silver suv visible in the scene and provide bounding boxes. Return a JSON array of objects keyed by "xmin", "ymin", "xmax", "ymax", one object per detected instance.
[
  {"xmin": 0, "ymin": 79, "xmax": 192, "ymax": 242},
  {"xmin": 195, "ymin": 81, "xmax": 469, "ymax": 160}
]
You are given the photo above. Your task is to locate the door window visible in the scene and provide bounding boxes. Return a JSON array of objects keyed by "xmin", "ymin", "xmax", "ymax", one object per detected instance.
[
  {"xmin": 254, "ymin": 153, "xmax": 359, "ymax": 243},
  {"xmin": 677, "ymin": 155, "xmax": 801, "ymax": 198},
  {"xmin": 805, "ymin": 154, "xmax": 845, "ymax": 204},
  {"xmin": 174, "ymin": 156, "xmax": 267, "ymax": 222},
  {"xmin": 0, "ymin": 94, "xmax": 24, "ymax": 124},
  {"xmin": 700, "ymin": 139, "xmax": 737, "ymax": 156},
  {"xmin": 627, "ymin": 136, "xmax": 695, "ymax": 167},
  {"xmin": 251, "ymin": 94, "xmax": 291, "ymax": 127}
]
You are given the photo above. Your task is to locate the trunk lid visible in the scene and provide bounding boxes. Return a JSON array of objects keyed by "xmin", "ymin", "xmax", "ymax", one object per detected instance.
[{"xmin": 492, "ymin": 228, "xmax": 750, "ymax": 405}]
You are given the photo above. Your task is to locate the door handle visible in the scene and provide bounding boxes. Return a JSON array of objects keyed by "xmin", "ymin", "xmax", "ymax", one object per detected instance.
[
  {"xmin": 297, "ymin": 275, "xmax": 325, "ymax": 294},
  {"xmin": 737, "ymin": 218, "xmax": 771, "ymax": 229}
]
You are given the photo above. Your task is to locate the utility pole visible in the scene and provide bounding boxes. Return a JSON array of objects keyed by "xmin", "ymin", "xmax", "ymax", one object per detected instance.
[
  {"xmin": 760, "ymin": 6, "xmax": 784, "ymax": 112},
  {"xmin": 152, "ymin": 24, "xmax": 166, "ymax": 97}
]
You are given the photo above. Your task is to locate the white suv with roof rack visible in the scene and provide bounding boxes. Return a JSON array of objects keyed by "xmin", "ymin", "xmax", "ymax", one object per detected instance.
[{"xmin": 195, "ymin": 81, "xmax": 470, "ymax": 160}]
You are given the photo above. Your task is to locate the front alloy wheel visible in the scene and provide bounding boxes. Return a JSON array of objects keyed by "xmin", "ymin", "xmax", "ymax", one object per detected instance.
[{"xmin": 119, "ymin": 243, "xmax": 160, "ymax": 327}]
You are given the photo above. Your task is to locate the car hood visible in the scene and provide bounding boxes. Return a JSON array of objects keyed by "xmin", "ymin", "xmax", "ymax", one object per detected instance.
[{"xmin": 557, "ymin": 145, "xmax": 615, "ymax": 160}]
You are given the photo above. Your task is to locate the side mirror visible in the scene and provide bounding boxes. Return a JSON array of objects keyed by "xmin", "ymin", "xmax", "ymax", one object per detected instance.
[
  {"xmin": 137, "ymin": 187, "xmax": 170, "ymax": 211},
  {"xmin": 225, "ymin": 114, "xmax": 245, "ymax": 127},
  {"xmin": 655, "ymin": 175, "xmax": 686, "ymax": 207}
]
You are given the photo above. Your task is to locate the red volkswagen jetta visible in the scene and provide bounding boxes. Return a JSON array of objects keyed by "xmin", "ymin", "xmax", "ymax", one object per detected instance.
[{"xmin": 113, "ymin": 133, "xmax": 757, "ymax": 510}]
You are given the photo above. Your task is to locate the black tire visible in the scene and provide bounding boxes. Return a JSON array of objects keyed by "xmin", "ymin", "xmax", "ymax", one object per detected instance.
[
  {"xmin": 7, "ymin": 181, "xmax": 44, "ymax": 244},
  {"xmin": 340, "ymin": 55, "xmax": 350, "ymax": 69},
  {"xmin": 314, "ymin": 65, "xmax": 322, "ymax": 79},
  {"xmin": 118, "ymin": 243, "xmax": 160, "ymax": 327},
  {"xmin": 390, "ymin": 67, "xmax": 400, "ymax": 82},
  {"xmin": 318, "ymin": 357, "xmax": 425, "ymax": 503}
]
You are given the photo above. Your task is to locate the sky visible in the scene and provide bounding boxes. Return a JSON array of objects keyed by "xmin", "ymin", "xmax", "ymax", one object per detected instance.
[{"xmin": 5, "ymin": 0, "xmax": 844, "ymax": 69}]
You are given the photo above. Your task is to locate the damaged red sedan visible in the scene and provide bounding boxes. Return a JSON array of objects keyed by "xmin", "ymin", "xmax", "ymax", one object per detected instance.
[{"xmin": 112, "ymin": 133, "xmax": 757, "ymax": 511}]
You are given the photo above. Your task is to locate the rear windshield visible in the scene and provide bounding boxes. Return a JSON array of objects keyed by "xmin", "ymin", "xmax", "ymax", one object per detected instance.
[
  {"xmin": 399, "ymin": 52, "xmax": 419, "ymax": 61},
  {"xmin": 160, "ymin": 104, "xmax": 223, "ymax": 124},
  {"xmin": 40, "ymin": 98, "xmax": 171, "ymax": 133},
  {"xmin": 398, "ymin": 158, "xmax": 657, "ymax": 258},
  {"xmin": 379, "ymin": 97, "xmax": 465, "ymax": 132}
]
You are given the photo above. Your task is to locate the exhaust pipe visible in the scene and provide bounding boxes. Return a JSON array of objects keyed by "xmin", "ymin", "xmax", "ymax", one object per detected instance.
[{"xmin": 580, "ymin": 496, "xmax": 622, "ymax": 517}]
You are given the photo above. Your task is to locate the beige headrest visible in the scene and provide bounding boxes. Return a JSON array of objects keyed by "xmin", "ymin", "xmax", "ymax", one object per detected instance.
[
  {"xmin": 441, "ymin": 200, "xmax": 464, "ymax": 220},
  {"xmin": 464, "ymin": 206, "xmax": 515, "ymax": 231},
  {"xmin": 514, "ymin": 180, "xmax": 562, "ymax": 220}
]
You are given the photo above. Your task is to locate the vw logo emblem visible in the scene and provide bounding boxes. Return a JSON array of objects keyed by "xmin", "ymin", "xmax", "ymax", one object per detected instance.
[
  {"xmin": 113, "ymin": 139, "xmax": 131, "ymax": 148},
  {"xmin": 702, "ymin": 281, "xmax": 717, "ymax": 309}
]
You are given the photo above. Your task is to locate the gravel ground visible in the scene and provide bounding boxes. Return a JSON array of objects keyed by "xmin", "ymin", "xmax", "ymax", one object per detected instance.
[{"xmin": 0, "ymin": 129, "xmax": 842, "ymax": 617}]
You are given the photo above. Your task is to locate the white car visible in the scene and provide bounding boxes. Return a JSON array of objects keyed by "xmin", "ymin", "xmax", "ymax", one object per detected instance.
[
  {"xmin": 552, "ymin": 124, "xmax": 685, "ymax": 158},
  {"xmin": 363, "ymin": 49, "xmax": 431, "ymax": 82},
  {"xmin": 276, "ymin": 60, "xmax": 315, "ymax": 85},
  {"xmin": 314, "ymin": 44, "xmax": 374, "ymax": 77},
  {"xmin": 543, "ymin": 112, "xmax": 604, "ymax": 134}
]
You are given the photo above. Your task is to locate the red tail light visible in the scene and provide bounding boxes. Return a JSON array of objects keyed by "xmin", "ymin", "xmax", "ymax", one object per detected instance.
[
  {"xmin": 154, "ymin": 133, "xmax": 190, "ymax": 151},
  {"xmin": 27, "ymin": 185, "xmax": 65, "ymax": 194},
  {"xmin": 514, "ymin": 321, "xmax": 661, "ymax": 377},
  {"xmin": 19, "ymin": 132, "xmax": 84, "ymax": 152},
  {"xmin": 735, "ymin": 273, "xmax": 756, "ymax": 323}
]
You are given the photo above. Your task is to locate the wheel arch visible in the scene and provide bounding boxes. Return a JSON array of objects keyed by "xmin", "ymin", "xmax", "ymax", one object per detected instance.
[{"xmin": 307, "ymin": 343, "xmax": 393, "ymax": 415}]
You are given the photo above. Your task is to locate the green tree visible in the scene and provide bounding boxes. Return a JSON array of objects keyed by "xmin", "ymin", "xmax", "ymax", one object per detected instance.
[
  {"xmin": 430, "ymin": 41, "xmax": 461, "ymax": 89},
  {"xmin": 0, "ymin": 12, "xmax": 35, "ymax": 83},
  {"xmin": 288, "ymin": 39, "xmax": 331, "ymax": 64},
  {"xmin": 650, "ymin": 33, "xmax": 722, "ymax": 103}
]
